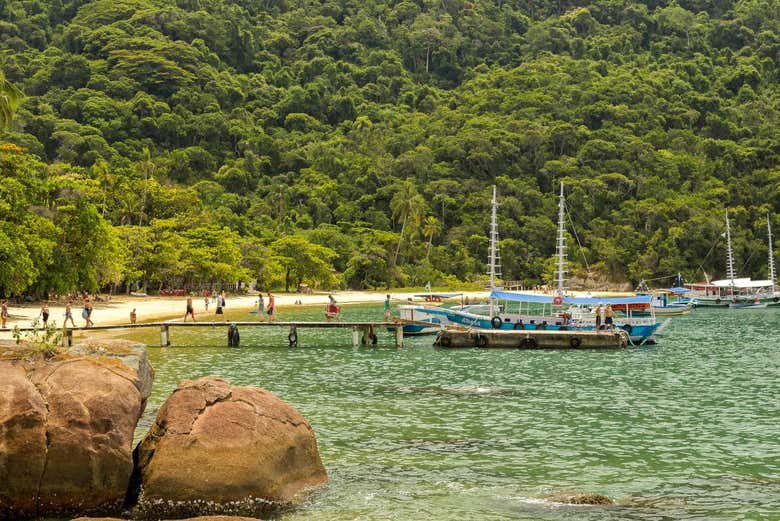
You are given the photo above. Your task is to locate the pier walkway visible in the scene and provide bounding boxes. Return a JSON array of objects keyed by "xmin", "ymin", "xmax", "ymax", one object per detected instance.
[{"xmin": 2, "ymin": 321, "xmax": 407, "ymax": 348}]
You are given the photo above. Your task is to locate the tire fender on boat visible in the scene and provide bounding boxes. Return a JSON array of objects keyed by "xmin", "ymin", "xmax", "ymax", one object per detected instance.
[
  {"xmin": 520, "ymin": 337, "xmax": 537, "ymax": 349},
  {"xmin": 491, "ymin": 316, "xmax": 502, "ymax": 329},
  {"xmin": 622, "ymin": 324, "xmax": 633, "ymax": 335},
  {"xmin": 569, "ymin": 337, "xmax": 581, "ymax": 348}
]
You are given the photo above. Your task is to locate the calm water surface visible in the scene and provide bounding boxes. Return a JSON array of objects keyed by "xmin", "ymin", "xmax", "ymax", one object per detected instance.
[{"xmin": 127, "ymin": 304, "xmax": 779, "ymax": 520}]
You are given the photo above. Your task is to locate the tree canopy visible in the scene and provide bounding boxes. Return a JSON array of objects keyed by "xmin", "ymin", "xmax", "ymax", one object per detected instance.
[{"xmin": 1, "ymin": 0, "xmax": 778, "ymax": 296}]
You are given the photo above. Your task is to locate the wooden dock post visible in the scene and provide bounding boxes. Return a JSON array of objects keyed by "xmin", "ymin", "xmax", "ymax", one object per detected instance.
[
  {"xmin": 288, "ymin": 326, "xmax": 298, "ymax": 347},
  {"xmin": 395, "ymin": 325, "xmax": 404, "ymax": 348},
  {"xmin": 351, "ymin": 326, "xmax": 359, "ymax": 348},
  {"xmin": 160, "ymin": 325, "xmax": 170, "ymax": 347},
  {"xmin": 61, "ymin": 328, "xmax": 72, "ymax": 347}
]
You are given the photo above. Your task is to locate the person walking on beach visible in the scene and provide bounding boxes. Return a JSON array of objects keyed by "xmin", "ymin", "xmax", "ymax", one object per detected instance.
[
  {"xmin": 130, "ymin": 308, "xmax": 137, "ymax": 324},
  {"xmin": 64, "ymin": 300, "xmax": 76, "ymax": 327},
  {"xmin": 266, "ymin": 291, "xmax": 276, "ymax": 321},
  {"xmin": 83, "ymin": 297, "xmax": 93, "ymax": 327},
  {"xmin": 605, "ymin": 304, "xmax": 614, "ymax": 332},
  {"xmin": 257, "ymin": 293, "xmax": 265, "ymax": 316},
  {"xmin": 40, "ymin": 303, "xmax": 50, "ymax": 327},
  {"xmin": 184, "ymin": 297, "xmax": 196, "ymax": 322},
  {"xmin": 383, "ymin": 294, "xmax": 392, "ymax": 320},
  {"xmin": 204, "ymin": 295, "xmax": 209, "ymax": 311},
  {"xmin": 1, "ymin": 300, "xmax": 8, "ymax": 329},
  {"xmin": 215, "ymin": 293, "xmax": 224, "ymax": 318},
  {"xmin": 594, "ymin": 304, "xmax": 602, "ymax": 332}
]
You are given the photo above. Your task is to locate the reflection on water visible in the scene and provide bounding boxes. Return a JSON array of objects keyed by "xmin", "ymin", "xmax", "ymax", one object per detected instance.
[{"xmin": 125, "ymin": 304, "xmax": 780, "ymax": 520}]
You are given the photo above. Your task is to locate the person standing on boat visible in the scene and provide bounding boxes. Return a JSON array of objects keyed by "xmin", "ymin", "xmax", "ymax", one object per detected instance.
[
  {"xmin": 604, "ymin": 304, "xmax": 614, "ymax": 331},
  {"xmin": 594, "ymin": 304, "xmax": 603, "ymax": 332}
]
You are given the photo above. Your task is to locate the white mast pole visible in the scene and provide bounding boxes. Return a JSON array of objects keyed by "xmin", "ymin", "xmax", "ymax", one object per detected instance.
[
  {"xmin": 768, "ymin": 213, "xmax": 776, "ymax": 290},
  {"xmin": 725, "ymin": 210, "xmax": 736, "ymax": 298},
  {"xmin": 488, "ymin": 185, "xmax": 501, "ymax": 317},
  {"xmin": 555, "ymin": 181, "xmax": 567, "ymax": 299}
]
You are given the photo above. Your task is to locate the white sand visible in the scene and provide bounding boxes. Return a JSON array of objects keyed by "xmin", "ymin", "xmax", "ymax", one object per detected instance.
[{"xmin": 0, "ymin": 290, "xmax": 491, "ymax": 339}]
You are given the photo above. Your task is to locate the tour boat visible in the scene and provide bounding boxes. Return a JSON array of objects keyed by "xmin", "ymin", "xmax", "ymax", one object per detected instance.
[{"xmin": 686, "ymin": 212, "xmax": 778, "ymax": 307}]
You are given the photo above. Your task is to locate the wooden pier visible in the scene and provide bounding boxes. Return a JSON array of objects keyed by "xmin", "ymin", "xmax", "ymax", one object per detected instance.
[
  {"xmin": 2, "ymin": 321, "xmax": 405, "ymax": 348},
  {"xmin": 433, "ymin": 327, "xmax": 630, "ymax": 349}
]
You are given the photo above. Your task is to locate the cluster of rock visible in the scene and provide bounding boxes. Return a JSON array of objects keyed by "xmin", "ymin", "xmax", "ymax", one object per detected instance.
[{"xmin": 0, "ymin": 340, "xmax": 327, "ymax": 520}]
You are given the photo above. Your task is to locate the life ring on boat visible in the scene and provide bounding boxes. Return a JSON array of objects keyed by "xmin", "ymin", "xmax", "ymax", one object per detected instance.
[
  {"xmin": 553, "ymin": 295, "xmax": 563, "ymax": 306},
  {"xmin": 622, "ymin": 324, "xmax": 633, "ymax": 335},
  {"xmin": 774, "ymin": 297, "xmax": 779, "ymax": 303},
  {"xmin": 491, "ymin": 316, "xmax": 502, "ymax": 329},
  {"xmin": 569, "ymin": 337, "xmax": 582, "ymax": 348},
  {"xmin": 520, "ymin": 337, "xmax": 538, "ymax": 349},
  {"xmin": 513, "ymin": 322, "xmax": 524, "ymax": 330}
]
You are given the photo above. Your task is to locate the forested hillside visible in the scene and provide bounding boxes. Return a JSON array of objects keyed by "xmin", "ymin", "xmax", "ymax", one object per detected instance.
[{"xmin": 1, "ymin": 0, "xmax": 779, "ymax": 295}]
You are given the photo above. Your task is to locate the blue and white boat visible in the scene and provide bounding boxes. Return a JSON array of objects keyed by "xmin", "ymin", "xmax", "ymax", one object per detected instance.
[{"xmin": 396, "ymin": 183, "xmax": 665, "ymax": 344}]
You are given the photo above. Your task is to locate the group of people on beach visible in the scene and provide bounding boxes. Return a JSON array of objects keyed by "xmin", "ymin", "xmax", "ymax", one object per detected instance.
[
  {"xmin": 253, "ymin": 291, "xmax": 277, "ymax": 320},
  {"xmin": 183, "ymin": 291, "xmax": 237, "ymax": 322}
]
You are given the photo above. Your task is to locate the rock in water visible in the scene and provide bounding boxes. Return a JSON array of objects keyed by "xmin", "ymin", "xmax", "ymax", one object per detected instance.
[
  {"xmin": 133, "ymin": 377, "xmax": 327, "ymax": 518},
  {"xmin": 544, "ymin": 491, "xmax": 613, "ymax": 505},
  {"xmin": 0, "ymin": 340, "xmax": 152, "ymax": 519}
]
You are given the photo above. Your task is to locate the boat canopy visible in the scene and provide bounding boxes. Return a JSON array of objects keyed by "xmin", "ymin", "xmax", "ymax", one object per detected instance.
[
  {"xmin": 710, "ymin": 278, "xmax": 774, "ymax": 288},
  {"xmin": 668, "ymin": 286, "xmax": 689, "ymax": 294},
  {"xmin": 490, "ymin": 290, "xmax": 652, "ymax": 305},
  {"xmin": 412, "ymin": 293, "xmax": 462, "ymax": 298}
]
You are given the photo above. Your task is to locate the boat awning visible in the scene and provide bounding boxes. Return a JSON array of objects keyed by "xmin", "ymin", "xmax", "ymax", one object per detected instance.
[
  {"xmin": 412, "ymin": 293, "xmax": 462, "ymax": 298},
  {"xmin": 490, "ymin": 291, "xmax": 652, "ymax": 305},
  {"xmin": 668, "ymin": 286, "xmax": 689, "ymax": 294},
  {"xmin": 711, "ymin": 278, "xmax": 773, "ymax": 288}
]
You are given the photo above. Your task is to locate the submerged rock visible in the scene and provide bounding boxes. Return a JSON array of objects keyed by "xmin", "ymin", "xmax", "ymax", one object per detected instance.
[
  {"xmin": 0, "ymin": 340, "xmax": 152, "ymax": 519},
  {"xmin": 132, "ymin": 377, "xmax": 327, "ymax": 519},
  {"xmin": 544, "ymin": 491, "xmax": 613, "ymax": 505}
]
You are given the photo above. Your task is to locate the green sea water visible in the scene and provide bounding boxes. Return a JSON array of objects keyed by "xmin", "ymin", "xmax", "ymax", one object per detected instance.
[{"xmin": 127, "ymin": 304, "xmax": 779, "ymax": 520}]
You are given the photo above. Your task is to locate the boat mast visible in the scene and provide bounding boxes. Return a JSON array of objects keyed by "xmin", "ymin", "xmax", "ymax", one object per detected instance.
[
  {"xmin": 768, "ymin": 213, "xmax": 776, "ymax": 290},
  {"xmin": 555, "ymin": 181, "xmax": 567, "ymax": 298},
  {"xmin": 487, "ymin": 186, "xmax": 501, "ymax": 316},
  {"xmin": 725, "ymin": 210, "xmax": 736, "ymax": 297}
]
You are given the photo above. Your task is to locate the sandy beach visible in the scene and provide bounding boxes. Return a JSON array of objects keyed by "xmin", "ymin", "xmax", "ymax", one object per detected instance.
[{"xmin": 0, "ymin": 290, "xmax": 491, "ymax": 340}]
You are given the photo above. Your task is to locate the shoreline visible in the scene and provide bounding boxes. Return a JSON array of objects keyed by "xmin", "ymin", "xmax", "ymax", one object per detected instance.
[
  {"xmin": 0, "ymin": 288, "xmax": 636, "ymax": 341},
  {"xmin": 0, "ymin": 290, "xmax": 492, "ymax": 340}
]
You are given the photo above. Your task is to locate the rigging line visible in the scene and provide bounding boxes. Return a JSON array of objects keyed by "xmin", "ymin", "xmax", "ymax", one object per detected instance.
[
  {"xmin": 695, "ymin": 238, "xmax": 720, "ymax": 278},
  {"xmin": 739, "ymin": 249, "xmax": 756, "ymax": 275},
  {"xmin": 564, "ymin": 204, "xmax": 591, "ymax": 275}
]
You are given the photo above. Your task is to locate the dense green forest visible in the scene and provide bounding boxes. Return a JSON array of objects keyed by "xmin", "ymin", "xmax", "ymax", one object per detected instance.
[{"xmin": 0, "ymin": 0, "xmax": 778, "ymax": 296}]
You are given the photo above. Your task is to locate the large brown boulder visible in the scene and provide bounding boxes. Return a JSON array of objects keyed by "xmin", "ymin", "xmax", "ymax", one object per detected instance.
[
  {"xmin": 0, "ymin": 340, "xmax": 152, "ymax": 519},
  {"xmin": 72, "ymin": 517, "xmax": 261, "ymax": 521},
  {"xmin": 133, "ymin": 377, "xmax": 327, "ymax": 519}
]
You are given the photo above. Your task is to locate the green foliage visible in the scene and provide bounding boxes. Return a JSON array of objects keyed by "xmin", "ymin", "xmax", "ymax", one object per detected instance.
[{"xmin": 1, "ymin": 0, "xmax": 779, "ymax": 295}]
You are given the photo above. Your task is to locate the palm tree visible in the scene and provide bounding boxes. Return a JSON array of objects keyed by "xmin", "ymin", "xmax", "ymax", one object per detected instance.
[
  {"xmin": 390, "ymin": 179, "xmax": 426, "ymax": 265},
  {"xmin": 0, "ymin": 70, "xmax": 23, "ymax": 130},
  {"xmin": 422, "ymin": 215, "xmax": 441, "ymax": 260},
  {"xmin": 137, "ymin": 147, "xmax": 155, "ymax": 225}
]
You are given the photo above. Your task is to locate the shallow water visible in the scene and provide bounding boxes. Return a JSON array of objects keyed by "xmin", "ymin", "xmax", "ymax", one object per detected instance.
[{"xmin": 129, "ymin": 304, "xmax": 779, "ymax": 520}]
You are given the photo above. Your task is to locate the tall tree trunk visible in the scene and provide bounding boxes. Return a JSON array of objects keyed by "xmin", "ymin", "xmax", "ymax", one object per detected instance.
[{"xmin": 393, "ymin": 214, "xmax": 407, "ymax": 266}]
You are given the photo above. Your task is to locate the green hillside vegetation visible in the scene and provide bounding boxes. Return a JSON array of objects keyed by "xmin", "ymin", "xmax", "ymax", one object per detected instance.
[{"xmin": 1, "ymin": 0, "xmax": 778, "ymax": 296}]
